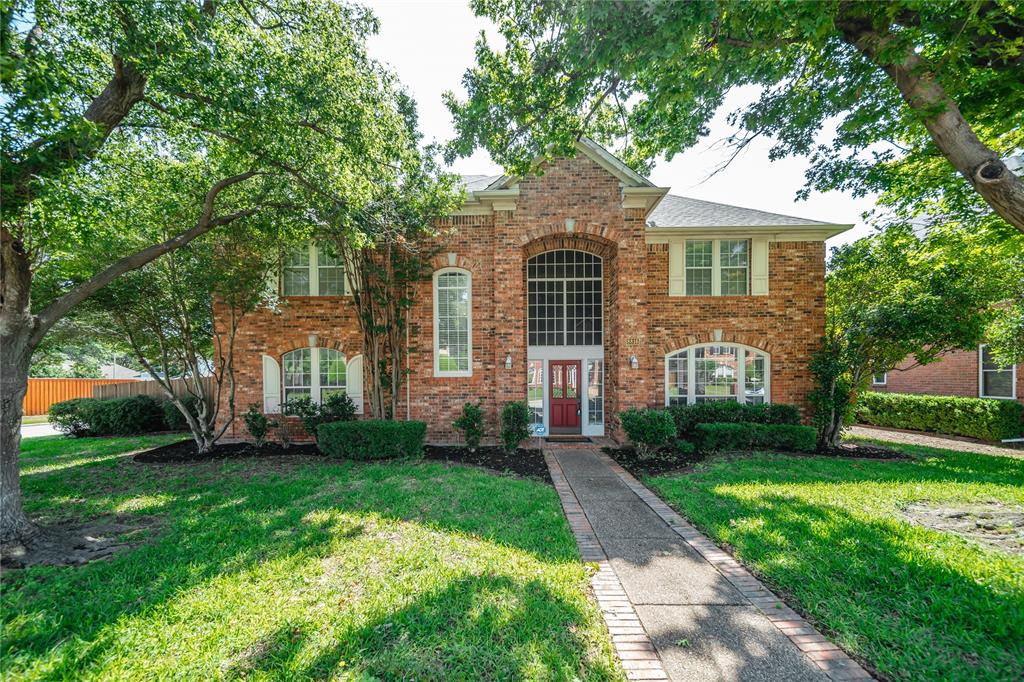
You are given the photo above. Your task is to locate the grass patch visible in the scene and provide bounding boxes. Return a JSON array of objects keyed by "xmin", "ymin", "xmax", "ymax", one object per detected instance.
[
  {"xmin": 647, "ymin": 441, "xmax": 1024, "ymax": 681},
  {"xmin": 21, "ymin": 415, "xmax": 51, "ymax": 425},
  {"xmin": 3, "ymin": 435, "xmax": 621, "ymax": 680}
]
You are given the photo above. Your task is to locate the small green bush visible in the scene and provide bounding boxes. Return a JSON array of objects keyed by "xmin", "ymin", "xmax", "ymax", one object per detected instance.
[
  {"xmin": 284, "ymin": 393, "xmax": 356, "ymax": 443},
  {"xmin": 49, "ymin": 398, "xmax": 96, "ymax": 437},
  {"xmin": 89, "ymin": 395, "xmax": 166, "ymax": 435},
  {"xmin": 243, "ymin": 404, "xmax": 276, "ymax": 447},
  {"xmin": 453, "ymin": 401, "xmax": 485, "ymax": 450},
  {"xmin": 695, "ymin": 422, "xmax": 817, "ymax": 453},
  {"xmin": 669, "ymin": 401, "xmax": 802, "ymax": 440},
  {"xmin": 500, "ymin": 401, "xmax": 532, "ymax": 452},
  {"xmin": 619, "ymin": 408, "xmax": 677, "ymax": 459},
  {"xmin": 855, "ymin": 391, "xmax": 1023, "ymax": 441},
  {"xmin": 317, "ymin": 420, "xmax": 426, "ymax": 460},
  {"xmin": 162, "ymin": 396, "xmax": 199, "ymax": 431}
]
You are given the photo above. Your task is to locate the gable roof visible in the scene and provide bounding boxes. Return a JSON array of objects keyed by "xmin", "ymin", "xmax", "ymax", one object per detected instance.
[
  {"xmin": 482, "ymin": 137, "xmax": 656, "ymax": 191},
  {"xmin": 647, "ymin": 194, "xmax": 830, "ymax": 228},
  {"xmin": 457, "ymin": 174, "xmax": 503, "ymax": 192}
]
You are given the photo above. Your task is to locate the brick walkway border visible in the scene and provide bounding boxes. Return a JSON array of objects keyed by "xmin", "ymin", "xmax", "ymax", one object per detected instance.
[
  {"xmin": 546, "ymin": 452, "xmax": 669, "ymax": 681},
  {"xmin": 590, "ymin": 451, "xmax": 873, "ymax": 681}
]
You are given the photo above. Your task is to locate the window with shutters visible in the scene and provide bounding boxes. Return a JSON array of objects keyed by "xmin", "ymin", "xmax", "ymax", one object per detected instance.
[
  {"xmin": 281, "ymin": 348, "xmax": 346, "ymax": 405},
  {"xmin": 670, "ymin": 238, "xmax": 765, "ymax": 297}
]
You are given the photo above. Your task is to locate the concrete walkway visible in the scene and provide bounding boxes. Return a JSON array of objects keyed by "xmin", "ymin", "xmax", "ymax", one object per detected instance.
[
  {"xmin": 21, "ymin": 422, "xmax": 60, "ymax": 439},
  {"xmin": 546, "ymin": 449, "xmax": 871, "ymax": 681}
]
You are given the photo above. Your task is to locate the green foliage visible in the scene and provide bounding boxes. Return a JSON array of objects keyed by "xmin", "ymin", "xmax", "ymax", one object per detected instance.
[
  {"xmin": 317, "ymin": 420, "xmax": 426, "ymax": 460},
  {"xmin": 668, "ymin": 401, "xmax": 801, "ymax": 441},
  {"xmin": 499, "ymin": 401, "xmax": 532, "ymax": 452},
  {"xmin": 242, "ymin": 405, "xmax": 276, "ymax": 448},
  {"xmin": 694, "ymin": 422, "xmax": 817, "ymax": 453},
  {"xmin": 808, "ymin": 337, "xmax": 856, "ymax": 451},
  {"xmin": 162, "ymin": 396, "xmax": 199, "ymax": 431},
  {"xmin": 283, "ymin": 394, "xmax": 356, "ymax": 443},
  {"xmin": 453, "ymin": 401, "xmax": 485, "ymax": 450},
  {"xmin": 618, "ymin": 409, "xmax": 677, "ymax": 459},
  {"xmin": 855, "ymin": 392, "xmax": 1023, "ymax": 442},
  {"xmin": 50, "ymin": 396, "xmax": 166, "ymax": 437},
  {"xmin": 448, "ymin": 0, "xmax": 1023, "ymax": 236}
]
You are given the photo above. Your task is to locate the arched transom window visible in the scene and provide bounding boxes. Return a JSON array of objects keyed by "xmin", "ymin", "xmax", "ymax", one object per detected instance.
[
  {"xmin": 528, "ymin": 250, "xmax": 603, "ymax": 346},
  {"xmin": 665, "ymin": 344, "xmax": 769, "ymax": 406}
]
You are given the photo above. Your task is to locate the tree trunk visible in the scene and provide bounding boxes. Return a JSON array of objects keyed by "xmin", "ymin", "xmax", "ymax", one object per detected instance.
[
  {"xmin": 838, "ymin": 17, "xmax": 1024, "ymax": 233},
  {"xmin": 1, "ymin": 230, "xmax": 38, "ymax": 544}
]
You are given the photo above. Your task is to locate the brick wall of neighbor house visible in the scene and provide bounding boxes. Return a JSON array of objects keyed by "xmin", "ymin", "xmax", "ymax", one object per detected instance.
[
  {"xmin": 646, "ymin": 240, "xmax": 826, "ymax": 418},
  {"xmin": 218, "ymin": 153, "xmax": 832, "ymax": 443},
  {"xmin": 874, "ymin": 349, "xmax": 1024, "ymax": 405}
]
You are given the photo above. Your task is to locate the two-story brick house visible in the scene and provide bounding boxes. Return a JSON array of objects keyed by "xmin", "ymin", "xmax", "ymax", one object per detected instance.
[{"xmin": 218, "ymin": 139, "xmax": 850, "ymax": 443}]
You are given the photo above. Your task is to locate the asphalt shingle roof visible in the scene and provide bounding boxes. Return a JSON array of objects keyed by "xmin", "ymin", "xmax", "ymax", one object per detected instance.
[
  {"xmin": 647, "ymin": 194, "xmax": 829, "ymax": 228},
  {"xmin": 457, "ymin": 174, "xmax": 503, "ymax": 192}
]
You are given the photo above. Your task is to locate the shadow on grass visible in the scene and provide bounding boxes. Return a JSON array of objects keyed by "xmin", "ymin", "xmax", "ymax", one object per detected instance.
[
  {"xmin": 648, "ymin": 453, "xmax": 1024, "ymax": 681},
  {"xmin": 3, "ymin": 448, "xmax": 600, "ymax": 679}
]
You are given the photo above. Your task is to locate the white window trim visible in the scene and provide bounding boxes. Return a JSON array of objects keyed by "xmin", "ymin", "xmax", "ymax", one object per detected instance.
[
  {"xmin": 663, "ymin": 343, "xmax": 770, "ymax": 406},
  {"xmin": 872, "ymin": 373, "xmax": 888, "ymax": 386},
  {"xmin": 433, "ymin": 267, "xmax": 472, "ymax": 377},
  {"xmin": 282, "ymin": 243, "xmax": 350, "ymax": 297},
  {"xmin": 526, "ymin": 250, "xmax": 604, "ymax": 348},
  {"xmin": 978, "ymin": 344, "xmax": 1017, "ymax": 400},
  {"xmin": 683, "ymin": 239, "xmax": 751, "ymax": 297},
  {"xmin": 282, "ymin": 347, "xmax": 347, "ymax": 406}
]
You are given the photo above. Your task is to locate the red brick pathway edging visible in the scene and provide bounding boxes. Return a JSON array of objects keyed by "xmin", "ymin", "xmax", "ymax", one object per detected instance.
[
  {"xmin": 592, "ymin": 451, "xmax": 873, "ymax": 681},
  {"xmin": 545, "ymin": 452, "xmax": 669, "ymax": 681}
]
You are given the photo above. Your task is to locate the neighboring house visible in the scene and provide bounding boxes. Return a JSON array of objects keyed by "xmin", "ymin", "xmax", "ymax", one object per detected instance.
[
  {"xmin": 216, "ymin": 139, "xmax": 850, "ymax": 442},
  {"xmin": 101, "ymin": 362, "xmax": 145, "ymax": 380},
  {"xmin": 872, "ymin": 345, "xmax": 1023, "ymax": 405}
]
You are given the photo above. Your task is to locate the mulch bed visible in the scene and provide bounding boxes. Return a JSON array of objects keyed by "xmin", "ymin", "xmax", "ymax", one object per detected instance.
[
  {"xmin": 423, "ymin": 445, "xmax": 550, "ymax": 482},
  {"xmin": 134, "ymin": 440, "xmax": 320, "ymax": 463}
]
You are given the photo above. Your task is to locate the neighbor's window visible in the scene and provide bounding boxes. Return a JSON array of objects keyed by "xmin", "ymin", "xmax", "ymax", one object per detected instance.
[
  {"xmin": 282, "ymin": 347, "xmax": 346, "ymax": 405},
  {"xmin": 683, "ymin": 239, "xmax": 749, "ymax": 296},
  {"xmin": 282, "ymin": 244, "xmax": 347, "ymax": 296},
  {"xmin": 872, "ymin": 373, "xmax": 887, "ymax": 385},
  {"xmin": 979, "ymin": 344, "xmax": 1015, "ymax": 399},
  {"xmin": 665, "ymin": 344, "xmax": 769, "ymax": 405},
  {"xmin": 434, "ymin": 269, "xmax": 471, "ymax": 376}
]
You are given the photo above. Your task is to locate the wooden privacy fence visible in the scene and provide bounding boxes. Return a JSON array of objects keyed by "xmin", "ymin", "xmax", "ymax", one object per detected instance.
[
  {"xmin": 93, "ymin": 377, "xmax": 214, "ymax": 401},
  {"xmin": 23, "ymin": 378, "xmax": 139, "ymax": 416}
]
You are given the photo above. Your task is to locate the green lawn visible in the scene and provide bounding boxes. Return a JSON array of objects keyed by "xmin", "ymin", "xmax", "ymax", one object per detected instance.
[
  {"xmin": 3, "ymin": 435, "xmax": 621, "ymax": 681},
  {"xmin": 647, "ymin": 442, "xmax": 1024, "ymax": 682},
  {"xmin": 21, "ymin": 415, "xmax": 50, "ymax": 425}
]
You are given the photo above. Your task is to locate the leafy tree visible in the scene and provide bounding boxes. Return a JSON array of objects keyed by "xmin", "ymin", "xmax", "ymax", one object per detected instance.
[
  {"xmin": 0, "ymin": 1, "xmax": 415, "ymax": 544},
  {"xmin": 446, "ymin": 0, "xmax": 1024, "ymax": 234},
  {"xmin": 811, "ymin": 225, "xmax": 1020, "ymax": 448}
]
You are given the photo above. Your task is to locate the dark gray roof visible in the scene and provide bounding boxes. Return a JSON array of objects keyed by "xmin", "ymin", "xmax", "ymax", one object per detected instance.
[
  {"xmin": 458, "ymin": 174, "xmax": 503, "ymax": 192},
  {"xmin": 648, "ymin": 194, "xmax": 829, "ymax": 228}
]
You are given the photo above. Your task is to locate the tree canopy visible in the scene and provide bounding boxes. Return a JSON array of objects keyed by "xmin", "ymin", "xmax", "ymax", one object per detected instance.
[{"xmin": 446, "ymin": 0, "xmax": 1024, "ymax": 234}]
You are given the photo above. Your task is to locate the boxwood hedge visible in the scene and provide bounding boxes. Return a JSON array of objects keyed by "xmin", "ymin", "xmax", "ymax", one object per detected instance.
[
  {"xmin": 317, "ymin": 420, "xmax": 426, "ymax": 460},
  {"xmin": 854, "ymin": 391, "xmax": 1023, "ymax": 441}
]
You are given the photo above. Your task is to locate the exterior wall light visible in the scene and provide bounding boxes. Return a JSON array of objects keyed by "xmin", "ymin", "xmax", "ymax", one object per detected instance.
[
  {"xmin": 629, "ymin": 354, "xmax": 639, "ymax": 369},
  {"xmin": 505, "ymin": 353, "xmax": 513, "ymax": 369}
]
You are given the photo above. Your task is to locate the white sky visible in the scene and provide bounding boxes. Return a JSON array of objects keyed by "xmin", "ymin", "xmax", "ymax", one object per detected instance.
[{"xmin": 364, "ymin": 0, "xmax": 877, "ymax": 248}]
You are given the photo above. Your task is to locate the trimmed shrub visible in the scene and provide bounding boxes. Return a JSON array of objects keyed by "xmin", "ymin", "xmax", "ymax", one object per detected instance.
[
  {"xmin": 668, "ymin": 401, "xmax": 801, "ymax": 440},
  {"xmin": 453, "ymin": 401, "xmax": 484, "ymax": 450},
  {"xmin": 243, "ymin": 404, "xmax": 276, "ymax": 447},
  {"xmin": 855, "ymin": 391, "xmax": 1023, "ymax": 441},
  {"xmin": 619, "ymin": 408, "xmax": 677, "ymax": 459},
  {"xmin": 695, "ymin": 422, "xmax": 817, "ymax": 453},
  {"xmin": 51, "ymin": 395, "xmax": 165, "ymax": 436},
  {"xmin": 500, "ymin": 401, "xmax": 532, "ymax": 452},
  {"xmin": 162, "ymin": 395, "xmax": 199, "ymax": 431},
  {"xmin": 49, "ymin": 398, "xmax": 96, "ymax": 437},
  {"xmin": 317, "ymin": 420, "xmax": 426, "ymax": 460},
  {"xmin": 283, "ymin": 393, "xmax": 356, "ymax": 443}
]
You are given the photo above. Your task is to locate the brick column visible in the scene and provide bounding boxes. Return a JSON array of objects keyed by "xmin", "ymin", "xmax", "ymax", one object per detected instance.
[{"xmin": 492, "ymin": 209, "xmax": 526, "ymax": 417}]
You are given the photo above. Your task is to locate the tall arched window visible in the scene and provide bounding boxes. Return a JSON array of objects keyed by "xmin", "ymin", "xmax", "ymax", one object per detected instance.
[
  {"xmin": 282, "ymin": 347, "xmax": 346, "ymax": 404},
  {"xmin": 527, "ymin": 250, "xmax": 602, "ymax": 346},
  {"xmin": 665, "ymin": 344, "xmax": 769, "ymax": 406},
  {"xmin": 433, "ymin": 268, "xmax": 472, "ymax": 376}
]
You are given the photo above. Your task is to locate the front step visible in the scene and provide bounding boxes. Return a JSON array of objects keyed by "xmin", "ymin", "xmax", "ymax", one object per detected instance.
[{"xmin": 545, "ymin": 435, "xmax": 592, "ymax": 443}]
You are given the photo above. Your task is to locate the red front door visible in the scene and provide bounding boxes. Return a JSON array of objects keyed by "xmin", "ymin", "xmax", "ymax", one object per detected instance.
[{"xmin": 550, "ymin": 360, "xmax": 581, "ymax": 433}]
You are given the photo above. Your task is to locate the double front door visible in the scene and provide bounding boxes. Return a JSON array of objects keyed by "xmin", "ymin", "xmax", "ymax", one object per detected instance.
[{"xmin": 550, "ymin": 360, "xmax": 581, "ymax": 433}]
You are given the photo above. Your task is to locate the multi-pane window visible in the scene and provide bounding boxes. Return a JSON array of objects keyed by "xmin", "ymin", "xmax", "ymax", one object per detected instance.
[
  {"xmin": 685, "ymin": 240, "xmax": 713, "ymax": 295},
  {"xmin": 665, "ymin": 344, "xmax": 769, "ymax": 405},
  {"xmin": 682, "ymin": 239, "xmax": 750, "ymax": 296},
  {"xmin": 980, "ymin": 344, "xmax": 1015, "ymax": 399},
  {"xmin": 719, "ymin": 240, "xmax": 749, "ymax": 296},
  {"xmin": 528, "ymin": 250, "xmax": 602, "ymax": 346},
  {"xmin": 281, "ymin": 244, "xmax": 347, "ymax": 296},
  {"xmin": 434, "ymin": 269, "xmax": 471, "ymax": 376},
  {"xmin": 587, "ymin": 359, "xmax": 604, "ymax": 425},
  {"xmin": 527, "ymin": 360, "xmax": 544, "ymax": 428},
  {"xmin": 282, "ymin": 347, "xmax": 347, "ymax": 405},
  {"xmin": 872, "ymin": 373, "xmax": 887, "ymax": 385}
]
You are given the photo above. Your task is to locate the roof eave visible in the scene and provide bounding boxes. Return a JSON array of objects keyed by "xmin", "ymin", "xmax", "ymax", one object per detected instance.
[{"xmin": 646, "ymin": 224, "xmax": 854, "ymax": 242}]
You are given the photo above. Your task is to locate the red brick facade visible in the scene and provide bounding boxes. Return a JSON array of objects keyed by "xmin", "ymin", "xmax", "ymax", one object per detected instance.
[
  {"xmin": 217, "ymin": 151, "xmax": 839, "ymax": 443},
  {"xmin": 874, "ymin": 349, "xmax": 1023, "ymax": 405}
]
